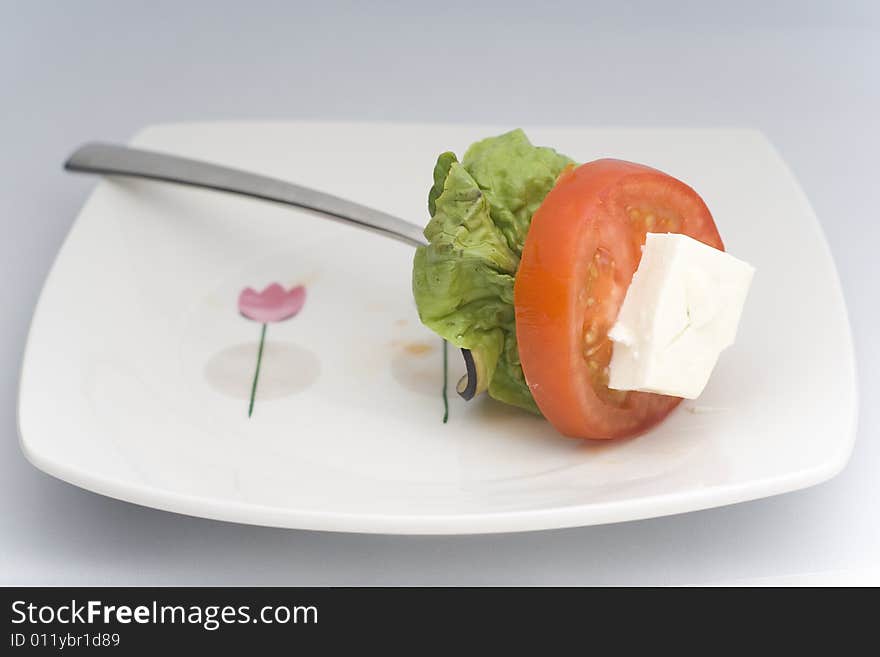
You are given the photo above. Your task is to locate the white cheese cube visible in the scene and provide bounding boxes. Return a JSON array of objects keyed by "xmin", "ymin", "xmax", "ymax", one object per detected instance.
[{"xmin": 607, "ymin": 233, "xmax": 755, "ymax": 399}]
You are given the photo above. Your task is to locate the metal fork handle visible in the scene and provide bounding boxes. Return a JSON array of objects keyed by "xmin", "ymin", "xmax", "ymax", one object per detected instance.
[{"xmin": 64, "ymin": 142, "xmax": 428, "ymax": 248}]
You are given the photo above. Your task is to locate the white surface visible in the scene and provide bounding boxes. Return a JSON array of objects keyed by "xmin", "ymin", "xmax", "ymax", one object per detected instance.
[
  {"xmin": 608, "ymin": 233, "xmax": 755, "ymax": 399},
  {"xmin": 726, "ymin": 566, "xmax": 880, "ymax": 587},
  {"xmin": 2, "ymin": 1, "xmax": 877, "ymax": 583},
  {"xmin": 18, "ymin": 122, "xmax": 856, "ymax": 533}
]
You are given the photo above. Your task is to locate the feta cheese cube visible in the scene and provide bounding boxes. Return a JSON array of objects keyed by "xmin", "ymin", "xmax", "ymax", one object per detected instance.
[{"xmin": 607, "ymin": 233, "xmax": 755, "ymax": 399}]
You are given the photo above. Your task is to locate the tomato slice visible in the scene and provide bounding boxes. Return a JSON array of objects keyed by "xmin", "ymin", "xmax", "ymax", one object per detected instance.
[{"xmin": 514, "ymin": 159, "xmax": 724, "ymax": 439}]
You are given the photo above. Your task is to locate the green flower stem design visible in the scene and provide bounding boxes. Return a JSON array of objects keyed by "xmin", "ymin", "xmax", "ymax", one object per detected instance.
[
  {"xmin": 442, "ymin": 339, "xmax": 449, "ymax": 424},
  {"xmin": 248, "ymin": 323, "xmax": 267, "ymax": 418}
]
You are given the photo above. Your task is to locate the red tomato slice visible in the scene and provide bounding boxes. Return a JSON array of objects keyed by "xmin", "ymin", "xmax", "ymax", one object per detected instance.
[{"xmin": 514, "ymin": 159, "xmax": 724, "ymax": 439}]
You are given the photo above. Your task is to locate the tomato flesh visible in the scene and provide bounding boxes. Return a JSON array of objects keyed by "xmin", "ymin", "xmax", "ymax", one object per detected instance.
[{"xmin": 514, "ymin": 159, "xmax": 724, "ymax": 439}]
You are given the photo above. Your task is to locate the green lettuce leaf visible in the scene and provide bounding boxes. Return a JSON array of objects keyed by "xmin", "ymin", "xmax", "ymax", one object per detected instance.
[{"xmin": 412, "ymin": 129, "xmax": 574, "ymax": 413}]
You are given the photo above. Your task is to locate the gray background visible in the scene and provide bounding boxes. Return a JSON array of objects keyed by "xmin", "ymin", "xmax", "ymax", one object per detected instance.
[{"xmin": 2, "ymin": 1, "xmax": 877, "ymax": 585}]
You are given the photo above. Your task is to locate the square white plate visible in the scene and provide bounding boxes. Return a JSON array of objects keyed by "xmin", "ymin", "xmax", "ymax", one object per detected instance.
[{"xmin": 18, "ymin": 122, "xmax": 857, "ymax": 534}]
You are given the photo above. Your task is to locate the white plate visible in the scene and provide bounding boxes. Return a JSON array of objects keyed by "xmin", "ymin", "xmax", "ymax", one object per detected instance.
[{"xmin": 18, "ymin": 122, "xmax": 858, "ymax": 534}]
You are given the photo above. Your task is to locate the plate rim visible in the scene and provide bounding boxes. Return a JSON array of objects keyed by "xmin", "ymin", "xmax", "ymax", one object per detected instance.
[{"xmin": 16, "ymin": 428, "xmax": 854, "ymax": 534}]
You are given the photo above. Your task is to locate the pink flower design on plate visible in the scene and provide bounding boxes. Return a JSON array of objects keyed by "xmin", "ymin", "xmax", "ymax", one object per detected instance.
[
  {"xmin": 238, "ymin": 283, "xmax": 306, "ymax": 323},
  {"xmin": 238, "ymin": 283, "xmax": 306, "ymax": 417}
]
